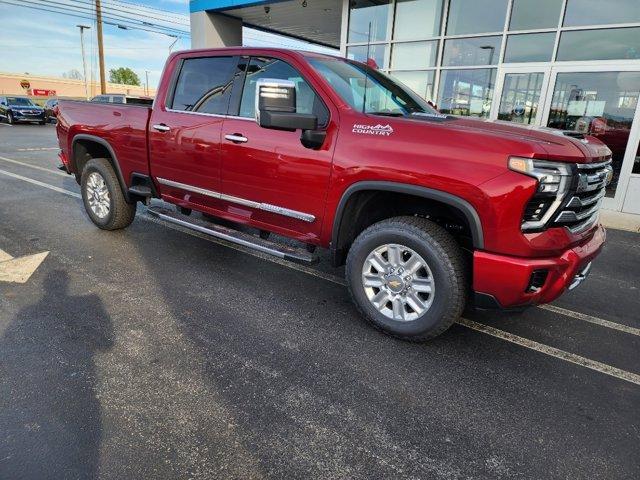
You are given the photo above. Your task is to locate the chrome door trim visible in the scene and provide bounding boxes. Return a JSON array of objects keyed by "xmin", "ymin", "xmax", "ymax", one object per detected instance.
[
  {"xmin": 152, "ymin": 124, "xmax": 170, "ymax": 132},
  {"xmin": 164, "ymin": 108, "xmax": 254, "ymax": 122},
  {"xmin": 156, "ymin": 177, "xmax": 316, "ymax": 222}
]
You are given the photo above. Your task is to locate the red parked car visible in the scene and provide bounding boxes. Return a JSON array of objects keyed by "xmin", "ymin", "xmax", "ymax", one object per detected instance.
[{"xmin": 55, "ymin": 48, "xmax": 613, "ymax": 341}]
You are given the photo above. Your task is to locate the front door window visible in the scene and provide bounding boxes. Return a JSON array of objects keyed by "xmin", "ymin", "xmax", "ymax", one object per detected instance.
[{"xmin": 546, "ymin": 71, "xmax": 640, "ymax": 198}]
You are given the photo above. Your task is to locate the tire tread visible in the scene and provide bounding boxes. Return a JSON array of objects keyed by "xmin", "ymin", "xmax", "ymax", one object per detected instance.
[
  {"xmin": 346, "ymin": 216, "xmax": 467, "ymax": 342},
  {"xmin": 81, "ymin": 158, "xmax": 136, "ymax": 230}
]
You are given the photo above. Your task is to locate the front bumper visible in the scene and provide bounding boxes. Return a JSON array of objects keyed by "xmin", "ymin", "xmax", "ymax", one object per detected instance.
[
  {"xmin": 473, "ymin": 224, "xmax": 606, "ymax": 308},
  {"xmin": 13, "ymin": 111, "xmax": 45, "ymax": 122}
]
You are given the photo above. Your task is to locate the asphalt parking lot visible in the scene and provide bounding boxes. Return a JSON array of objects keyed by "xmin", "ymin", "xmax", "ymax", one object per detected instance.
[{"xmin": 1, "ymin": 122, "xmax": 639, "ymax": 479}]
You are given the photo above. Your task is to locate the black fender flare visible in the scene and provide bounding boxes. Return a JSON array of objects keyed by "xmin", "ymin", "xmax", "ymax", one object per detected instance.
[
  {"xmin": 330, "ymin": 181, "xmax": 484, "ymax": 262},
  {"xmin": 71, "ymin": 134, "xmax": 131, "ymax": 202}
]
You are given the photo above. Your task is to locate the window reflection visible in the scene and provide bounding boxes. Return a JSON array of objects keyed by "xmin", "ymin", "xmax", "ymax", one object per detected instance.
[
  {"xmin": 347, "ymin": 44, "xmax": 388, "ymax": 69},
  {"xmin": 547, "ymin": 72, "xmax": 640, "ymax": 197},
  {"xmin": 498, "ymin": 72, "xmax": 544, "ymax": 124},
  {"xmin": 438, "ymin": 68, "xmax": 496, "ymax": 117},
  {"xmin": 390, "ymin": 70, "xmax": 435, "ymax": 100},
  {"xmin": 393, "ymin": 0, "xmax": 443, "ymax": 40},
  {"xmin": 505, "ymin": 33, "xmax": 555, "ymax": 63},
  {"xmin": 391, "ymin": 41, "xmax": 438, "ymax": 69},
  {"xmin": 557, "ymin": 27, "xmax": 640, "ymax": 62},
  {"xmin": 443, "ymin": 36, "xmax": 502, "ymax": 66},
  {"xmin": 510, "ymin": 0, "xmax": 563, "ymax": 30},
  {"xmin": 564, "ymin": 0, "xmax": 640, "ymax": 27},
  {"xmin": 447, "ymin": 0, "xmax": 508, "ymax": 35},
  {"xmin": 348, "ymin": 0, "xmax": 392, "ymax": 43}
]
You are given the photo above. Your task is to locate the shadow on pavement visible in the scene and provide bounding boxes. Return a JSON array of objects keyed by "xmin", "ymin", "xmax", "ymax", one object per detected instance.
[{"xmin": 0, "ymin": 270, "xmax": 113, "ymax": 480}]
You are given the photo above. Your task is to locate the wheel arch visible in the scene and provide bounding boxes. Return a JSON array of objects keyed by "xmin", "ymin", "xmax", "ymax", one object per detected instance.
[
  {"xmin": 330, "ymin": 181, "xmax": 484, "ymax": 266},
  {"xmin": 71, "ymin": 134, "xmax": 130, "ymax": 202}
]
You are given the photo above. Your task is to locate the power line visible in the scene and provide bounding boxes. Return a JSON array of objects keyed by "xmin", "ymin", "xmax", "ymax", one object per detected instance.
[
  {"xmin": 67, "ymin": 0, "xmax": 189, "ymax": 27},
  {"xmin": 0, "ymin": 0, "xmax": 190, "ymax": 36},
  {"xmin": 41, "ymin": 0, "xmax": 190, "ymax": 33},
  {"xmin": 103, "ymin": 0, "xmax": 188, "ymax": 20}
]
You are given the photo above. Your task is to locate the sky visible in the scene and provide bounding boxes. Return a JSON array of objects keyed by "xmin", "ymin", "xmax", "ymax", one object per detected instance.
[{"xmin": 0, "ymin": 0, "xmax": 335, "ymax": 88}]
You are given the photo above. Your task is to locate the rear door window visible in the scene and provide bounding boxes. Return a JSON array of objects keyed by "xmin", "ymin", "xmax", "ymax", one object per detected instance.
[{"xmin": 171, "ymin": 56, "xmax": 238, "ymax": 115}]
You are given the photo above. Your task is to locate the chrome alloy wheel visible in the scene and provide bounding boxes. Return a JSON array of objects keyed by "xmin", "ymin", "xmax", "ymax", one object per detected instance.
[
  {"xmin": 86, "ymin": 171, "xmax": 111, "ymax": 219},
  {"xmin": 362, "ymin": 244, "xmax": 435, "ymax": 322}
]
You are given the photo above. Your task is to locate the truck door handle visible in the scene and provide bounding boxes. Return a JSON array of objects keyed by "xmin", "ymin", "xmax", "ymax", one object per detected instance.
[
  {"xmin": 225, "ymin": 133, "xmax": 248, "ymax": 144},
  {"xmin": 153, "ymin": 124, "xmax": 170, "ymax": 132}
]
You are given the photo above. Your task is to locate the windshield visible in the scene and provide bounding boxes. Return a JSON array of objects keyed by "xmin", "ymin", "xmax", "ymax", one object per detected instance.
[
  {"xmin": 7, "ymin": 97, "xmax": 35, "ymax": 106},
  {"xmin": 308, "ymin": 57, "xmax": 438, "ymax": 117}
]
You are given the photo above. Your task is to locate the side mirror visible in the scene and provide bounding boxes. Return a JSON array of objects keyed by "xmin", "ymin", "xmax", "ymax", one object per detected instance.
[{"xmin": 255, "ymin": 78, "xmax": 317, "ymax": 131}]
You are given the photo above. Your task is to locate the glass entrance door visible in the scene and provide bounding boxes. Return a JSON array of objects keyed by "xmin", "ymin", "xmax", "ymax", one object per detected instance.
[
  {"xmin": 541, "ymin": 68, "xmax": 640, "ymax": 208},
  {"xmin": 491, "ymin": 67, "xmax": 551, "ymax": 125}
]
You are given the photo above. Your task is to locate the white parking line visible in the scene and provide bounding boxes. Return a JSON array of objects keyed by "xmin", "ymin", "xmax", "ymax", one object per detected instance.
[
  {"xmin": 458, "ymin": 318, "xmax": 640, "ymax": 386},
  {"xmin": 16, "ymin": 147, "xmax": 59, "ymax": 152},
  {"xmin": 540, "ymin": 304, "xmax": 640, "ymax": 337},
  {"xmin": 0, "ymin": 168, "xmax": 81, "ymax": 198},
  {"xmin": 1, "ymin": 165, "xmax": 639, "ymax": 386},
  {"xmin": 0, "ymin": 123, "xmax": 13, "ymax": 127},
  {"xmin": 0, "ymin": 156, "xmax": 69, "ymax": 177}
]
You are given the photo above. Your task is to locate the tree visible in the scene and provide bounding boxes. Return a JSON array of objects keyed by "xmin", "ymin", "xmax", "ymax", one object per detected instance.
[
  {"xmin": 109, "ymin": 67, "xmax": 140, "ymax": 86},
  {"xmin": 62, "ymin": 69, "xmax": 83, "ymax": 80}
]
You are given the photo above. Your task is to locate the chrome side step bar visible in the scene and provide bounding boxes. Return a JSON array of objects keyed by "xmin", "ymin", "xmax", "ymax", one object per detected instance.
[{"xmin": 146, "ymin": 206, "xmax": 318, "ymax": 264}]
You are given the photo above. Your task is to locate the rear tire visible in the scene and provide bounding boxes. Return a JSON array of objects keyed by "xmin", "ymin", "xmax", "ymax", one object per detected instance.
[
  {"xmin": 346, "ymin": 216, "xmax": 467, "ymax": 342},
  {"xmin": 81, "ymin": 158, "xmax": 136, "ymax": 230}
]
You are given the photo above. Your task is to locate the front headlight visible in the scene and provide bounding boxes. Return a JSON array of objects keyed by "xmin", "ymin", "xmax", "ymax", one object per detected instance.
[{"xmin": 508, "ymin": 157, "xmax": 573, "ymax": 232}]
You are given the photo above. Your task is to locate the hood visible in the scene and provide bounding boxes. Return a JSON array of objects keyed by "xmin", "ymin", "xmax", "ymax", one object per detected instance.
[{"xmin": 411, "ymin": 115, "xmax": 611, "ymax": 163}]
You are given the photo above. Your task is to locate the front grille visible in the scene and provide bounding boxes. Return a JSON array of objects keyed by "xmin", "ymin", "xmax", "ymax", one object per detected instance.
[{"xmin": 551, "ymin": 160, "xmax": 612, "ymax": 234}]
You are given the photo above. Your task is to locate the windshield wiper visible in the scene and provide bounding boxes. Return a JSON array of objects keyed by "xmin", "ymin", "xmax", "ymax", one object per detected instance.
[{"xmin": 367, "ymin": 111, "xmax": 406, "ymax": 117}]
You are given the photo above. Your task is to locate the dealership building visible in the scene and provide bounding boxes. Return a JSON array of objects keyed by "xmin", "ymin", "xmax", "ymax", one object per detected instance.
[{"xmin": 189, "ymin": 0, "xmax": 640, "ymax": 221}]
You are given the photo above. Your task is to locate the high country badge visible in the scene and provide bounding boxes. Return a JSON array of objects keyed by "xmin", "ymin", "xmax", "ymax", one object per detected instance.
[{"xmin": 352, "ymin": 123, "xmax": 394, "ymax": 136}]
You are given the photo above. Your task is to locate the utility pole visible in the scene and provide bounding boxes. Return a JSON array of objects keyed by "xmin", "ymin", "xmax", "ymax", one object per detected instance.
[
  {"xmin": 145, "ymin": 70, "xmax": 150, "ymax": 96},
  {"xmin": 77, "ymin": 25, "xmax": 91, "ymax": 100},
  {"xmin": 95, "ymin": 0, "xmax": 106, "ymax": 94}
]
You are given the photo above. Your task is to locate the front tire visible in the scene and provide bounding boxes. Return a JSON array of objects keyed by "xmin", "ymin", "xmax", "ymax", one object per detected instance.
[
  {"xmin": 81, "ymin": 158, "xmax": 136, "ymax": 230},
  {"xmin": 7, "ymin": 112, "xmax": 14, "ymax": 124},
  {"xmin": 346, "ymin": 216, "xmax": 467, "ymax": 342}
]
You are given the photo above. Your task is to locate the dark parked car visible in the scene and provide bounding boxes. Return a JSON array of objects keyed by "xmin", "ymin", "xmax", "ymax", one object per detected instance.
[
  {"xmin": 0, "ymin": 96, "xmax": 46, "ymax": 125},
  {"xmin": 44, "ymin": 98, "xmax": 59, "ymax": 123}
]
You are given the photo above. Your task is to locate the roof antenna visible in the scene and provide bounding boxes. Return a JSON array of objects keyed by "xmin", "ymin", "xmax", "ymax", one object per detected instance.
[{"xmin": 362, "ymin": 21, "xmax": 371, "ymax": 115}]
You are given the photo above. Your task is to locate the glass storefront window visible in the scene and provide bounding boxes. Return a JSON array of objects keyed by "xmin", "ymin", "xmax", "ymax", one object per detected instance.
[
  {"xmin": 391, "ymin": 41, "xmax": 438, "ymax": 69},
  {"xmin": 509, "ymin": 0, "xmax": 563, "ymax": 31},
  {"xmin": 498, "ymin": 72, "xmax": 544, "ymax": 124},
  {"xmin": 504, "ymin": 33, "xmax": 555, "ymax": 63},
  {"xmin": 442, "ymin": 36, "xmax": 501, "ymax": 66},
  {"xmin": 557, "ymin": 27, "xmax": 640, "ymax": 62},
  {"xmin": 393, "ymin": 0, "xmax": 443, "ymax": 40},
  {"xmin": 438, "ymin": 68, "xmax": 497, "ymax": 117},
  {"xmin": 390, "ymin": 70, "xmax": 435, "ymax": 100},
  {"xmin": 546, "ymin": 71, "xmax": 640, "ymax": 197},
  {"xmin": 348, "ymin": 0, "xmax": 392, "ymax": 43},
  {"xmin": 347, "ymin": 44, "xmax": 388, "ymax": 69},
  {"xmin": 564, "ymin": 0, "xmax": 640, "ymax": 27},
  {"xmin": 446, "ymin": 0, "xmax": 508, "ymax": 35}
]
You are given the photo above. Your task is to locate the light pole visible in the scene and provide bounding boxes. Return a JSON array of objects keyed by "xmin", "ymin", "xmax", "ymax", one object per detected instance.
[
  {"xmin": 77, "ymin": 25, "xmax": 91, "ymax": 100},
  {"xmin": 145, "ymin": 70, "xmax": 150, "ymax": 96},
  {"xmin": 168, "ymin": 35, "xmax": 179, "ymax": 53}
]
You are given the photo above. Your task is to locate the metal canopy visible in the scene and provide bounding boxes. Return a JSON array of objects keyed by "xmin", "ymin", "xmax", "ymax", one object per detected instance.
[{"xmin": 193, "ymin": 0, "xmax": 342, "ymax": 48}]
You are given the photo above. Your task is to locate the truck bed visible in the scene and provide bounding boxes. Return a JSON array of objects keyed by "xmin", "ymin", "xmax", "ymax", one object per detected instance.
[{"xmin": 57, "ymin": 100, "xmax": 152, "ymax": 181}]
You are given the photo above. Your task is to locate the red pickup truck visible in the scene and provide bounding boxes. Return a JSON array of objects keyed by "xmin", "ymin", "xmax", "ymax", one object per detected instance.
[{"xmin": 56, "ymin": 48, "xmax": 613, "ymax": 341}]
